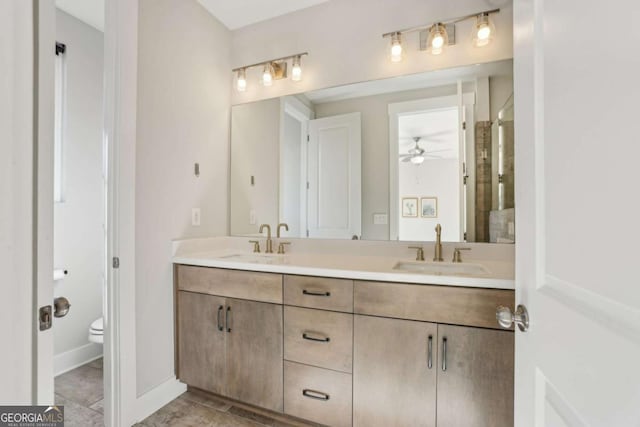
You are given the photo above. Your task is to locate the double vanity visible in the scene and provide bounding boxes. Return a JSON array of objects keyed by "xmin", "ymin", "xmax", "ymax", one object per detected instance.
[{"xmin": 172, "ymin": 237, "xmax": 515, "ymax": 427}]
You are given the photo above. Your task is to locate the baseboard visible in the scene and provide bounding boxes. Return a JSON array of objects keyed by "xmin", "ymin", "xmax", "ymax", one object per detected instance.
[
  {"xmin": 54, "ymin": 343, "xmax": 103, "ymax": 376},
  {"xmin": 135, "ymin": 376, "xmax": 187, "ymax": 423}
]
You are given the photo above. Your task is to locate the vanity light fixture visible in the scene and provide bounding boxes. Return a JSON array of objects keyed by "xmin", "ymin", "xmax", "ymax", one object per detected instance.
[
  {"xmin": 427, "ymin": 23, "xmax": 448, "ymax": 55},
  {"xmin": 262, "ymin": 63, "xmax": 274, "ymax": 86},
  {"xmin": 291, "ymin": 55, "xmax": 303, "ymax": 81},
  {"xmin": 232, "ymin": 52, "xmax": 308, "ymax": 92},
  {"xmin": 236, "ymin": 68, "xmax": 247, "ymax": 92},
  {"xmin": 382, "ymin": 8, "xmax": 499, "ymax": 62},
  {"xmin": 390, "ymin": 32, "xmax": 403, "ymax": 62},
  {"xmin": 473, "ymin": 13, "xmax": 494, "ymax": 47}
]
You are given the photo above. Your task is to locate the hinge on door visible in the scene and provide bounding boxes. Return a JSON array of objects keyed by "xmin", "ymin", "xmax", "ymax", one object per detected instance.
[
  {"xmin": 307, "ymin": 135, "xmax": 310, "ymax": 142},
  {"xmin": 464, "ymin": 232, "xmax": 467, "ymax": 241},
  {"xmin": 306, "ymin": 230, "xmax": 309, "ymax": 237},
  {"xmin": 306, "ymin": 182, "xmax": 310, "ymax": 190},
  {"xmin": 462, "ymin": 121, "xmax": 467, "ymax": 130},
  {"xmin": 112, "ymin": 257, "xmax": 120, "ymax": 269}
]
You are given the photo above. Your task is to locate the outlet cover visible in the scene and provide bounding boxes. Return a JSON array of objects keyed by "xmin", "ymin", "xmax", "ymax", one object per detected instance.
[
  {"xmin": 191, "ymin": 208, "xmax": 201, "ymax": 226},
  {"xmin": 373, "ymin": 213, "xmax": 388, "ymax": 225}
]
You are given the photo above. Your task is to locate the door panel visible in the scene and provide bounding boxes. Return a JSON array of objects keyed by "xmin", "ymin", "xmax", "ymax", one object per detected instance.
[
  {"xmin": 225, "ymin": 298, "xmax": 284, "ymax": 411},
  {"xmin": 437, "ymin": 325, "xmax": 514, "ymax": 427},
  {"xmin": 308, "ymin": 112, "xmax": 361, "ymax": 239},
  {"xmin": 353, "ymin": 315, "xmax": 437, "ymax": 427},
  {"xmin": 514, "ymin": 0, "xmax": 640, "ymax": 425},
  {"xmin": 177, "ymin": 291, "xmax": 226, "ymax": 395}
]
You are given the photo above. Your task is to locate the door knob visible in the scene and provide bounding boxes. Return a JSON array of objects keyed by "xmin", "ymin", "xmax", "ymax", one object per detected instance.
[
  {"xmin": 54, "ymin": 297, "xmax": 71, "ymax": 318},
  {"xmin": 496, "ymin": 304, "xmax": 529, "ymax": 332}
]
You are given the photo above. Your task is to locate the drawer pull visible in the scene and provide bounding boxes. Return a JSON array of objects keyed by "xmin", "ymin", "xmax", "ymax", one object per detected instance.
[
  {"xmin": 427, "ymin": 335, "xmax": 433, "ymax": 369},
  {"xmin": 302, "ymin": 289, "xmax": 331, "ymax": 297},
  {"xmin": 217, "ymin": 305, "xmax": 224, "ymax": 331},
  {"xmin": 226, "ymin": 306, "xmax": 232, "ymax": 333},
  {"xmin": 442, "ymin": 337, "xmax": 447, "ymax": 372},
  {"xmin": 302, "ymin": 389, "xmax": 330, "ymax": 401},
  {"xmin": 302, "ymin": 332, "xmax": 331, "ymax": 343}
]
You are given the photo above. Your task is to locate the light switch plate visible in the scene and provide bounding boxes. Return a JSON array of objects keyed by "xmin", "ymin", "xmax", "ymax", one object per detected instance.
[
  {"xmin": 191, "ymin": 208, "xmax": 201, "ymax": 226},
  {"xmin": 373, "ymin": 213, "xmax": 388, "ymax": 225}
]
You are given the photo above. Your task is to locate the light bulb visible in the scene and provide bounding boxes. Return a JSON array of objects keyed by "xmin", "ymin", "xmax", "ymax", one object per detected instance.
[
  {"xmin": 291, "ymin": 55, "xmax": 302, "ymax": 81},
  {"xmin": 429, "ymin": 24, "xmax": 447, "ymax": 55},
  {"xmin": 390, "ymin": 32, "xmax": 403, "ymax": 62},
  {"xmin": 236, "ymin": 68, "xmax": 247, "ymax": 92},
  {"xmin": 474, "ymin": 13, "xmax": 493, "ymax": 47},
  {"xmin": 262, "ymin": 63, "xmax": 273, "ymax": 87},
  {"xmin": 410, "ymin": 155, "xmax": 425, "ymax": 165}
]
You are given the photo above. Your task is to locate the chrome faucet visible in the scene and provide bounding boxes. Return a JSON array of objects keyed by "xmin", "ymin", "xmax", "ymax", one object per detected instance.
[
  {"xmin": 277, "ymin": 222, "xmax": 289, "ymax": 238},
  {"xmin": 259, "ymin": 224, "xmax": 273, "ymax": 254},
  {"xmin": 433, "ymin": 224, "xmax": 443, "ymax": 262}
]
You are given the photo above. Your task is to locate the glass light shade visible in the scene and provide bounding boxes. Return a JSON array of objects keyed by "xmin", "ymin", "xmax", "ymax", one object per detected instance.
[
  {"xmin": 390, "ymin": 33, "xmax": 403, "ymax": 62},
  {"xmin": 410, "ymin": 155, "xmax": 425, "ymax": 164},
  {"xmin": 291, "ymin": 56, "xmax": 302, "ymax": 81},
  {"xmin": 473, "ymin": 14, "xmax": 494, "ymax": 47},
  {"xmin": 236, "ymin": 69, "xmax": 247, "ymax": 92},
  {"xmin": 428, "ymin": 24, "xmax": 448, "ymax": 55},
  {"xmin": 262, "ymin": 63, "xmax": 274, "ymax": 86}
]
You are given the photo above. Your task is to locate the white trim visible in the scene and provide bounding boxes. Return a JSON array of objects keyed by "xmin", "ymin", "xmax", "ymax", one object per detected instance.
[
  {"xmin": 540, "ymin": 276, "xmax": 640, "ymax": 344},
  {"xmin": 388, "ymin": 93, "xmax": 474, "ymax": 241},
  {"xmin": 104, "ymin": 0, "xmax": 139, "ymax": 425},
  {"xmin": 135, "ymin": 377, "xmax": 187, "ymax": 423},
  {"xmin": 54, "ymin": 344, "xmax": 103, "ymax": 377}
]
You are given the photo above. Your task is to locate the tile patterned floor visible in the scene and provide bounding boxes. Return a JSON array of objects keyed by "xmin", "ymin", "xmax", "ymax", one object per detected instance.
[
  {"xmin": 55, "ymin": 357, "xmax": 104, "ymax": 427},
  {"xmin": 56, "ymin": 358, "xmax": 318, "ymax": 426}
]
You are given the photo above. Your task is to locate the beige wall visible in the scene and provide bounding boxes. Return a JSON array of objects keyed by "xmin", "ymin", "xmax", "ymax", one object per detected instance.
[
  {"xmin": 231, "ymin": 0, "xmax": 513, "ymax": 105},
  {"xmin": 136, "ymin": 0, "xmax": 230, "ymax": 395}
]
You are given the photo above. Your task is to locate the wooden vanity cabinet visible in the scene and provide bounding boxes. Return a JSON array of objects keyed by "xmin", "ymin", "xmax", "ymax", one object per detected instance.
[
  {"xmin": 353, "ymin": 315, "xmax": 438, "ymax": 427},
  {"xmin": 175, "ymin": 266, "xmax": 284, "ymax": 412},
  {"xmin": 436, "ymin": 324, "xmax": 514, "ymax": 427}
]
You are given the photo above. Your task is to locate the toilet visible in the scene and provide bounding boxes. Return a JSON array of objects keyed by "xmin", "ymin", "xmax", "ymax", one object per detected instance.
[{"xmin": 88, "ymin": 317, "xmax": 103, "ymax": 344}]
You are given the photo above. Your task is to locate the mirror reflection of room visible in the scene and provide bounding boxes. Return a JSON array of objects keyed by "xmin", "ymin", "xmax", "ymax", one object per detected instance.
[{"xmin": 230, "ymin": 60, "xmax": 514, "ymax": 243}]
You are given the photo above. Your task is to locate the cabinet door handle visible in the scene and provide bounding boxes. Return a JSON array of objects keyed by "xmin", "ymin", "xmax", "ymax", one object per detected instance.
[
  {"xmin": 442, "ymin": 337, "xmax": 447, "ymax": 372},
  {"xmin": 226, "ymin": 306, "xmax": 232, "ymax": 333},
  {"xmin": 427, "ymin": 335, "xmax": 433, "ymax": 369},
  {"xmin": 217, "ymin": 305, "xmax": 224, "ymax": 331},
  {"xmin": 302, "ymin": 289, "xmax": 331, "ymax": 297},
  {"xmin": 302, "ymin": 389, "xmax": 330, "ymax": 401},
  {"xmin": 302, "ymin": 332, "xmax": 331, "ymax": 343}
]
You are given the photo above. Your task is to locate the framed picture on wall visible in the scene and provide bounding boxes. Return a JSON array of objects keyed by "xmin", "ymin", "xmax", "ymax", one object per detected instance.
[
  {"xmin": 402, "ymin": 197, "xmax": 419, "ymax": 218},
  {"xmin": 421, "ymin": 197, "xmax": 438, "ymax": 218}
]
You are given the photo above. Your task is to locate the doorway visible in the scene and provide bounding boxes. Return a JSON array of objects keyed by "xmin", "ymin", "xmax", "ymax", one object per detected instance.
[{"xmin": 52, "ymin": 6, "xmax": 106, "ymax": 425}]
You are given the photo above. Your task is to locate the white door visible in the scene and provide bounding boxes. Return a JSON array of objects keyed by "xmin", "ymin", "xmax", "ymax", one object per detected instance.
[
  {"xmin": 513, "ymin": 1, "xmax": 640, "ymax": 425},
  {"xmin": 307, "ymin": 112, "xmax": 361, "ymax": 239}
]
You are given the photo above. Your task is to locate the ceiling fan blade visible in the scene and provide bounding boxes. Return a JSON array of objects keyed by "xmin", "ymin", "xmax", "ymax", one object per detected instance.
[{"xmin": 401, "ymin": 157, "xmax": 412, "ymax": 162}]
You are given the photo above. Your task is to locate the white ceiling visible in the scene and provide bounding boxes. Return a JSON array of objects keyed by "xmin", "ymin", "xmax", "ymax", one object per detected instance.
[
  {"xmin": 399, "ymin": 109, "xmax": 459, "ymax": 160},
  {"xmin": 55, "ymin": 0, "xmax": 104, "ymax": 32},
  {"xmin": 197, "ymin": 0, "xmax": 329, "ymax": 30}
]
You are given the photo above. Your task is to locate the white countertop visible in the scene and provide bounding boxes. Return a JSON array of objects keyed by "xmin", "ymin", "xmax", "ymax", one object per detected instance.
[{"xmin": 172, "ymin": 247, "xmax": 515, "ymax": 290}]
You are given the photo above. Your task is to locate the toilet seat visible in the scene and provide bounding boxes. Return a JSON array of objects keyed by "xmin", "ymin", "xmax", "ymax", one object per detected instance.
[{"xmin": 88, "ymin": 317, "xmax": 104, "ymax": 344}]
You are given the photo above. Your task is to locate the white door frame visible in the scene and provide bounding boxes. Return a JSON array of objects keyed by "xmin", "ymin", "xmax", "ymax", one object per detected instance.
[
  {"xmin": 32, "ymin": 0, "xmax": 138, "ymax": 425},
  {"xmin": 103, "ymin": 0, "xmax": 139, "ymax": 425},
  {"xmin": 279, "ymin": 96, "xmax": 314, "ymax": 237},
  {"xmin": 388, "ymin": 93, "xmax": 474, "ymax": 241}
]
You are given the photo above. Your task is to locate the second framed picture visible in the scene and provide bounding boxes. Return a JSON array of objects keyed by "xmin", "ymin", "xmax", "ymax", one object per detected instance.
[{"xmin": 421, "ymin": 197, "xmax": 438, "ymax": 218}]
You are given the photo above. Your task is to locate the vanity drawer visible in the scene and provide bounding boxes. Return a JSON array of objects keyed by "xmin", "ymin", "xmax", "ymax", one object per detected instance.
[
  {"xmin": 284, "ymin": 361, "xmax": 352, "ymax": 427},
  {"xmin": 284, "ymin": 275, "xmax": 353, "ymax": 312},
  {"xmin": 354, "ymin": 281, "xmax": 515, "ymax": 330},
  {"xmin": 284, "ymin": 306, "xmax": 353, "ymax": 373},
  {"xmin": 176, "ymin": 265, "xmax": 282, "ymax": 304}
]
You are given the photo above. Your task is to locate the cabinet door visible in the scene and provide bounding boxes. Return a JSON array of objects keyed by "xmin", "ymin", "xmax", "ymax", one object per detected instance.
[
  {"xmin": 177, "ymin": 291, "xmax": 226, "ymax": 395},
  {"xmin": 354, "ymin": 315, "xmax": 437, "ymax": 427},
  {"xmin": 437, "ymin": 325, "xmax": 514, "ymax": 427},
  {"xmin": 225, "ymin": 298, "xmax": 284, "ymax": 411}
]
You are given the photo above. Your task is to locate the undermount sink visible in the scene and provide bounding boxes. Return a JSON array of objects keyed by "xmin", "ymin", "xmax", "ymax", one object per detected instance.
[
  {"xmin": 218, "ymin": 253, "xmax": 283, "ymax": 265},
  {"xmin": 393, "ymin": 261, "xmax": 490, "ymax": 276}
]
